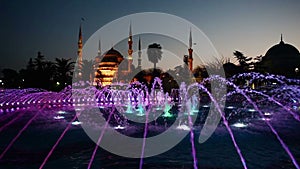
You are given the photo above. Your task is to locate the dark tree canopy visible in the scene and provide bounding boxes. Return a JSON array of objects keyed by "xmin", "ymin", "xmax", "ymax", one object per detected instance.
[{"xmin": 147, "ymin": 43, "xmax": 162, "ymax": 69}]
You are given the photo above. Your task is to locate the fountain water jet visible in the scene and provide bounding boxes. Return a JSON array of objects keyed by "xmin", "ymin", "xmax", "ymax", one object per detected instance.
[
  {"xmin": 87, "ymin": 107, "xmax": 115, "ymax": 169},
  {"xmin": 0, "ymin": 111, "xmax": 40, "ymax": 159},
  {"xmin": 192, "ymin": 83, "xmax": 248, "ymax": 169},
  {"xmin": 0, "ymin": 72, "xmax": 299, "ymax": 168},
  {"xmin": 210, "ymin": 76, "xmax": 300, "ymax": 169},
  {"xmin": 0, "ymin": 112, "xmax": 24, "ymax": 133},
  {"xmin": 39, "ymin": 114, "xmax": 79, "ymax": 169},
  {"xmin": 139, "ymin": 105, "xmax": 151, "ymax": 169}
]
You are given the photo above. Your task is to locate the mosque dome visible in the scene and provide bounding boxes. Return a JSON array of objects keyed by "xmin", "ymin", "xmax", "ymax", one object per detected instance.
[
  {"xmin": 264, "ymin": 40, "xmax": 300, "ymax": 60},
  {"xmin": 95, "ymin": 48, "xmax": 124, "ymax": 86},
  {"xmin": 260, "ymin": 35, "xmax": 300, "ymax": 77},
  {"xmin": 101, "ymin": 48, "xmax": 124, "ymax": 63}
]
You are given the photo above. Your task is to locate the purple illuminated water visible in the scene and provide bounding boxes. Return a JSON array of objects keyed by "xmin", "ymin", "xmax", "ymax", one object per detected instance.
[
  {"xmin": 0, "ymin": 73, "xmax": 299, "ymax": 168},
  {"xmin": 139, "ymin": 105, "xmax": 151, "ymax": 169},
  {"xmin": 39, "ymin": 115, "xmax": 78, "ymax": 169},
  {"xmin": 87, "ymin": 107, "xmax": 115, "ymax": 169}
]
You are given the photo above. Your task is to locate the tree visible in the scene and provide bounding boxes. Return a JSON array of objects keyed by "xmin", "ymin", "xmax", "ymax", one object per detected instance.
[
  {"xmin": 233, "ymin": 50, "xmax": 252, "ymax": 71},
  {"xmin": 54, "ymin": 58, "xmax": 75, "ymax": 88},
  {"xmin": 147, "ymin": 43, "xmax": 162, "ymax": 69},
  {"xmin": 2, "ymin": 68, "xmax": 19, "ymax": 88},
  {"xmin": 252, "ymin": 55, "xmax": 264, "ymax": 72},
  {"xmin": 34, "ymin": 51, "xmax": 46, "ymax": 72},
  {"xmin": 33, "ymin": 51, "xmax": 53, "ymax": 89}
]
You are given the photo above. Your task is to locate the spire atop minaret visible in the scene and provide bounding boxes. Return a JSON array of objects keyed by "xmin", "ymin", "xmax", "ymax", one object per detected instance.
[
  {"xmin": 138, "ymin": 36, "xmax": 141, "ymax": 51},
  {"xmin": 77, "ymin": 23, "xmax": 83, "ymax": 77},
  {"xmin": 188, "ymin": 27, "xmax": 193, "ymax": 71},
  {"xmin": 127, "ymin": 22, "xmax": 133, "ymax": 73},
  {"xmin": 129, "ymin": 21, "xmax": 132, "ymax": 37},
  {"xmin": 138, "ymin": 37, "xmax": 142, "ymax": 70},
  {"xmin": 189, "ymin": 27, "xmax": 192, "ymax": 49},
  {"xmin": 78, "ymin": 25, "xmax": 82, "ymax": 43},
  {"xmin": 98, "ymin": 38, "xmax": 101, "ymax": 56}
]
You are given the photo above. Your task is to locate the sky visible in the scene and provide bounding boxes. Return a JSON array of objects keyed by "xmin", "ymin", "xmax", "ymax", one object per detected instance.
[{"xmin": 1, "ymin": 0, "xmax": 300, "ymax": 71}]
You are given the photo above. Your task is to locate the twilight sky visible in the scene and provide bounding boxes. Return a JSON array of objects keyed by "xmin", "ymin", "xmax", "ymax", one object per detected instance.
[{"xmin": 1, "ymin": 0, "xmax": 300, "ymax": 71}]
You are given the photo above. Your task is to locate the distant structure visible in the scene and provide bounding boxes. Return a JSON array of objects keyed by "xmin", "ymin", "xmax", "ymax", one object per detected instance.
[
  {"xmin": 258, "ymin": 34, "xmax": 300, "ymax": 77},
  {"xmin": 188, "ymin": 28, "xmax": 193, "ymax": 71},
  {"xmin": 127, "ymin": 22, "xmax": 133, "ymax": 73},
  {"xmin": 76, "ymin": 23, "xmax": 196, "ymax": 86},
  {"xmin": 182, "ymin": 28, "xmax": 194, "ymax": 71},
  {"xmin": 137, "ymin": 37, "xmax": 142, "ymax": 70},
  {"xmin": 77, "ymin": 24, "xmax": 83, "ymax": 78},
  {"xmin": 95, "ymin": 48, "xmax": 124, "ymax": 86},
  {"xmin": 93, "ymin": 23, "xmax": 135, "ymax": 86}
]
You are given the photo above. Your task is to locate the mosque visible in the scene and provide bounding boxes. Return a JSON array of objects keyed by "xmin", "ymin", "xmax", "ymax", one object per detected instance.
[
  {"xmin": 257, "ymin": 34, "xmax": 300, "ymax": 78},
  {"xmin": 76, "ymin": 24, "xmax": 194, "ymax": 86},
  {"xmin": 75, "ymin": 23, "xmax": 300, "ymax": 86}
]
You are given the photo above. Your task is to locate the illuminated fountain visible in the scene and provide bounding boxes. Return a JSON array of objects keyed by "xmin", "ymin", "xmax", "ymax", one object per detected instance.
[{"xmin": 0, "ymin": 73, "xmax": 300, "ymax": 169}]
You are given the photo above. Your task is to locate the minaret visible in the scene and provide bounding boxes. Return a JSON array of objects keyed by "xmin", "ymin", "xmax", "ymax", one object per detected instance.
[
  {"xmin": 77, "ymin": 24, "xmax": 83, "ymax": 77},
  {"xmin": 128, "ymin": 22, "xmax": 133, "ymax": 73},
  {"xmin": 188, "ymin": 28, "xmax": 193, "ymax": 71},
  {"xmin": 138, "ymin": 37, "xmax": 142, "ymax": 70}
]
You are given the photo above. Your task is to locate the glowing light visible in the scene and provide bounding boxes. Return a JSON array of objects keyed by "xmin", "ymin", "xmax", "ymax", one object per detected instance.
[
  {"xmin": 248, "ymin": 109, "xmax": 256, "ymax": 112},
  {"xmin": 226, "ymin": 106, "xmax": 235, "ymax": 109},
  {"xmin": 114, "ymin": 125, "xmax": 125, "ymax": 130},
  {"xmin": 54, "ymin": 116, "xmax": 65, "ymax": 120},
  {"xmin": 261, "ymin": 118, "xmax": 271, "ymax": 121},
  {"xmin": 71, "ymin": 121, "xmax": 82, "ymax": 125},
  {"xmin": 264, "ymin": 112, "xmax": 271, "ymax": 116},
  {"xmin": 57, "ymin": 111, "xmax": 67, "ymax": 114},
  {"xmin": 232, "ymin": 122, "xmax": 248, "ymax": 128},
  {"xmin": 202, "ymin": 105, "xmax": 209, "ymax": 108},
  {"xmin": 176, "ymin": 124, "xmax": 191, "ymax": 131}
]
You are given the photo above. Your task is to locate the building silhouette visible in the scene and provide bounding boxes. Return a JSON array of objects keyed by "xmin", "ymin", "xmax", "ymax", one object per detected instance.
[
  {"xmin": 76, "ymin": 23, "xmax": 194, "ymax": 86},
  {"xmin": 257, "ymin": 34, "xmax": 300, "ymax": 77}
]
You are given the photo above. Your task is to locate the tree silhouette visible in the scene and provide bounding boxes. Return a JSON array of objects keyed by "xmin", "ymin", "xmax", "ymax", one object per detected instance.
[
  {"xmin": 2, "ymin": 69, "xmax": 19, "ymax": 88},
  {"xmin": 147, "ymin": 43, "xmax": 162, "ymax": 69},
  {"xmin": 30, "ymin": 52, "xmax": 54, "ymax": 89},
  {"xmin": 55, "ymin": 58, "xmax": 75, "ymax": 88},
  {"xmin": 233, "ymin": 50, "xmax": 252, "ymax": 71}
]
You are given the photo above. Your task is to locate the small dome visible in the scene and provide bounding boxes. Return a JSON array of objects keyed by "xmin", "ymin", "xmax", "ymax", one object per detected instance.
[
  {"xmin": 265, "ymin": 40, "xmax": 300, "ymax": 60},
  {"xmin": 105, "ymin": 48, "xmax": 123, "ymax": 57},
  {"xmin": 101, "ymin": 48, "xmax": 124, "ymax": 63},
  {"xmin": 260, "ymin": 37, "xmax": 300, "ymax": 77}
]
